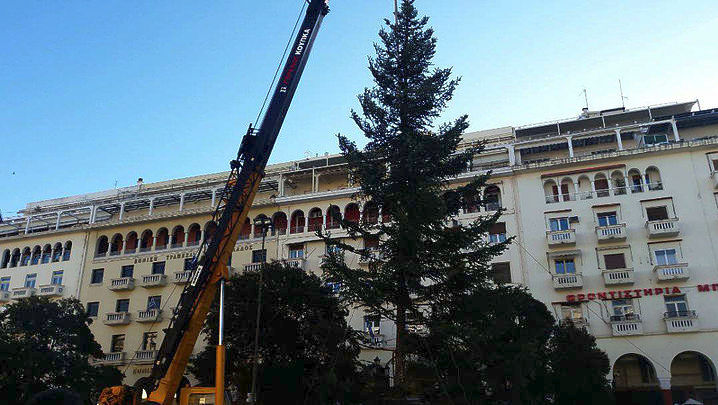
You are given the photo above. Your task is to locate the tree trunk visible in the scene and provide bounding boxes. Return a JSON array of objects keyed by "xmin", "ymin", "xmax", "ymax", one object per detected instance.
[{"xmin": 394, "ymin": 303, "xmax": 407, "ymax": 386}]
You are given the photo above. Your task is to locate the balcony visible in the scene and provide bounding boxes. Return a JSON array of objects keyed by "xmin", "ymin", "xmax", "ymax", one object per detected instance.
[
  {"xmin": 552, "ymin": 273, "xmax": 583, "ymax": 289},
  {"xmin": 0, "ymin": 291, "xmax": 10, "ymax": 302},
  {"xmin": 243, "ymin": 263, "xmax": 264, "ymax": 272},
  {"xmin": 546, "ymin": 229, "xmax": 576, "ymax": 246},
  {"xmin": 108, "ymin": 277, "xmax": 135, "ymax": 291},
  {"xmin": 102, "ymin": 352, "xmax": 126, "ymax": 365},
  {"xmin": 610, "ymin": 315, "xmax": 643, "ymax": 336},
  {"xmin": 137, "ymin": 309, "xmax": 162, "ymax": 323},
  {"xmin": 11, "ymin": 287, "xmax": 36, "ymax": 299},
  {"xmin": 653, "ymin": 263, "xmax": 690, "ymax": 281},
  {"xmin": 361, "ymin": 331, "xmax": 386, "ymax": 348},
  {"xmin": 37, "ymin": 284, "xmax": 64, "ymax": 297},
  {"xmin": 664, "ymin": 311, "xmax": 699, "ymax": 333},
  {"xmin": 645, "ymin": 218, "xmax": 680, "ymax": 238},
  {"xmin": 141, "ymin": 274, "xmax": 167, "ymax": 288},
  {"xmin": 560, "ymin": 317, "xmax": 588, "ymax": 329},
  {"xmin": 285, "ymin": 258, "xmax": 306, "ymax": 270},
  {"xmin": 134, "ymin": 350, "xmax": 158, "ymax": 365},
  {"xmin": 596, "ymin": 224, "xmax": 627, "ymax": 242},
  {"xmin": 602, "ymin": 268, "xmax": 635, "ymax": 286},
  {"xmin": 173, "ymin": 271, "xmax": 192, "ymax": 284},
  {"xmin": 104, "ymin": 312, "xmax": 131, "ymax": 325}
]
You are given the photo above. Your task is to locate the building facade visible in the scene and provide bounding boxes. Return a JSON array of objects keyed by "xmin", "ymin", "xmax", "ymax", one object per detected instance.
[{"xmin": 1, "ymin": 100, "xmax": 717, "ymax": 403}]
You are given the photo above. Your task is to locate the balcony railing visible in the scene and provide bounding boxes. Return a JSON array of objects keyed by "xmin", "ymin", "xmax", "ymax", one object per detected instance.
[
  {"xmin": 546, "ymin": 183, "xmax": 664, "ymax": 204},
  {"xmin": 37, "ymin": 284, "xmax": 64, "ymax": 297},
  {"xmin": 104, "ymin": 312, "xmax": 131, "ymax": 325},
  {"xmin": 552, "ymin": 273, "xmax": 583, "ymax": 289},
  {"xmin": 546, "ymin": 229, "xmax": 576, "ymax": 246},
  {"xmin": 653, "ymin": 263, "xmax": 689, "ymax": 281},
  {"xmin": 11, "ymin": 287, "xmax": 36, "ymax": 299},
  {"xmin": 102, "ymin": 352, "xmax": 126, "ymax": 365},
  {"xmin": 602, "ymin": 268, "xmax": 635, "ymax": 285},
  {"xmin": 596, "ymin": 223, "xmax": 627, "ymax": 242},
  {"xmin": 141, "ymin": 274, "xmax": 167, "ymax": 288},
  {"xmin": 610, "ymin": 314, "xmax": 643, "ymax": 336},
  {"xmin": 243, "ymin": 263, "xmax": 264, "ymax": 272},
  {"xmin": 134, "ymin": 350, "xmax": 158, "ymax": 365},
  {"xmin": 137, "ymin": 309, "xmax": 162, "ymax": 323},
  {"xmin": 173, "ymin": 271, "xmax": 192, "ymax": 284},
  {"xmin": 645, "ymin": 218, "xmax": 680, "ymax": 238},
  {"xmin": 361, "ymin": 331, "xmax": 386, "ymax": 348},
  {"xmin": 664, "ymin": 310, "xmax": 699, "ymax": 333},
  {"xmin": 108, "ymin": 277, "xmax": 135, "ymax": 291},
  {"xmin": 285, "ymin": 258, "xmax": 306, "ymax": 270}
]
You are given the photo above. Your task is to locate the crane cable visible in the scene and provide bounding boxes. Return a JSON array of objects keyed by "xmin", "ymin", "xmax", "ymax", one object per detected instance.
[{"xmin": 253, "ymin": 0, "xmax": 309, "ymax": 128}]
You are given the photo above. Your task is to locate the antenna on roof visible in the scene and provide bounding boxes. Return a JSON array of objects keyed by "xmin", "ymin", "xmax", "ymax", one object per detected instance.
[
  {"xmin": 618, "ymin": 79, "xmax": 628, "ymax": 109},
  {"xmin": 582, "ymin": 88, "xmax": 589, "ymax": 110}
]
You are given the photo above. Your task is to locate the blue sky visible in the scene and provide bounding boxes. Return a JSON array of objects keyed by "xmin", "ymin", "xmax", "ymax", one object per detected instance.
[{"xmin": 1, "ymin": 1, "xmax": 717, "ymax": 215}]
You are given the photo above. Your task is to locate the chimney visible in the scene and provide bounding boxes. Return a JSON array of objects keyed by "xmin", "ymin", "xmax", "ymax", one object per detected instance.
[{"xmin": 137, "ymin": 178, "xmax": 144, "ymax": 187}]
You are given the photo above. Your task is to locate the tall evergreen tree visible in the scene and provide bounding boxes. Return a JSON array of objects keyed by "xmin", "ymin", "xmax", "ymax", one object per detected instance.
[{"xmin": 321, "ymin": 0, "xmax": 508, "ymax": 384}]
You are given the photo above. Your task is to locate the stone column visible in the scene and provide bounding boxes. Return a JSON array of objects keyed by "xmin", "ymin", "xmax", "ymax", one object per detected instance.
[
  {"xmin": 55, "ymin": 212, "xmax": 62, "ymax": 230},
  {"xmin": 152, "ymin": 236, "xmax": 157, "ymax": 251},
  {"xmin": 590, "ymin": 180, "xmax": 596, "ymax": 197},
  {"xmin": 566, "ymin": 136, "xmax": 574, "ymax": 158},
  {"xmin": 658, "ymin": 377, "xmax": 672, "ymax": 405},
  {"xmin": 556, "ymin": 179, "xmax": 564, "ymax": 202},
  {"xmin": 24, "ymin": 217, "xmax": 31, "ymax": 234},
  {"xmin": 615, "ymin": 129, "xmax": 623, "ymax": 151},
  {"xmin": 671, "ymin": 120, "xmax": 680, "ymax": 142},
  {"xmin": 179, "ymin": 193, "xmax": 185, "ymax": 212},
  {"xmin": 183, "ymin": 231, "xmax": 189, "ymax": 247},
  {"xmin": 148, "ymin": 198, "xmax": 155, "ymax": 216},
  {"xmin": 506, "ymin": 145, "xmax": 516, "ymax": 166},
  {"xmin": 211, "ymin": 189, "xmax": 216, "ymax": 207},
  {"xmin": 121, "ymin": 239, "xmax": 127, "ymax": 255},
  {"xmin": 119, "ymin": 202, "xmax": 125, "ymax": 221}
]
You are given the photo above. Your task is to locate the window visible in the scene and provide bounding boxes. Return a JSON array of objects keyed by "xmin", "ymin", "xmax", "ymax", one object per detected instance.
[
  {"xmin": 560, "ymin": 304, "xmax": 583, "ymax": 321},
  {"xmin": 24, "ymin": 273, "xmax": 37, "ymax": 288},
  {"xmin": 364, "ymin": 236, "xmax": 380, "ymax": 250},
  {"xmin": 554, "ymin": 259, "xmax": 575, "ymax": 274},
  {"xmin": 120, "ymin": 265, "xmax": 134, "ymax": 278},
  {"xmin": 611, "ymin": 299, "xmax": 636, "ymax": 321},
  {"xmin": 604, "ymin": 253, "xmax": 627, "ymax": 270},
  {"xmin": 644, "ymin": 134, "xmax": 668, "ymax": 146},
  {"xmin": 491, "ymin": 262, "xmax": 511, "ymax": 284},
  {"xmin": 252, "ymin": 249, "xmax": 267, "ymax": 264},
  {"xmin": 147, "ymin": 295, "xmax": 161, "ymax": 310},
  {"xmin": 664, "ymin": 295, "xmax": 689, "ymax": 317},
  {"xmin": 549, "ymin": 217, "xmax": 569, "ymax": 231},
  {"xmin": 184, "ymin": 258, "xmax": 194, "ymax": 271},
  {"xmin": 91, "ymin": 268, "xmax": 104, "ymax": 284},
  {"xmin": 326, "ymin": 282, "xmax": 341, "ymax": 294},
  {"xmin": 110, "ymin": 334, "xmax": 125, "ymax": 353},
  {"xmin": 289, "ymin": 244, "xmax": 304, "ymax": 259},
  {"xmin": 597, "ymin": 212, "xmax": 618, "ymax": 227},
  {"xmin": 655, "ymin": 249, "xmax": 677, "ymax": 265},
  {"xmin": 631, "ymin": 174, "xmax": 643, "ymax": 192},
  {"xmin": 142, "ymin": 332, "xmax": 158, "ymax": 351},
  {"xmin": 51, "ymin": 270, "xmax": 63, "ymax": 285},
  {"xmin": 326, "ymin": 244, "xmax": 343, "ymax": 255},
  {"xmin": 712, "ymin": 158, "xmax": 718, "ymax": 173},
  {"xmin": 115, "ymin": 299, "xmax": 130, "ymax": 313},
  {"xmin": 86, "ymin": 302, "xmax": 99, "ymax": 317},
  {"xmin": 489, "ymin": 223, "xmax": 507, "ymax": 244},
  {"xmin": 0, "ymin": 277, "xmax": 9, "ymax": 291},
  {"xmin": 646, "ymin": 206, "xmax": 669, "ymax": 221},
  {"xmin": 151, "ymin": 262, "xmax": 166, "ymax": 275},
  {"xmin": 364, "ymin": 315, "xmax": 381, "ymax": 335}
]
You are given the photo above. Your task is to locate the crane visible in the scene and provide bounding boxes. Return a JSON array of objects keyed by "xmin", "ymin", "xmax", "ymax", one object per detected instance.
[{"xmin": 98, "ymin": 1, "xmax": 330, "ymax": 404}]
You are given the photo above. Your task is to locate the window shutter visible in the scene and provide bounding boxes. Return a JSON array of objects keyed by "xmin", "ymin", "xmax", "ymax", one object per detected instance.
[
  {"xmin": 604, "ymin": 253, "xmax": 626, "ymax": 270},
  {"xmin": 489, "ymin": 222, "xmax": 506, "ymax": 235}
]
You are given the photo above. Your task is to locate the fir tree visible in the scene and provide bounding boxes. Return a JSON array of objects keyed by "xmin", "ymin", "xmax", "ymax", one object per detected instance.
[{"xmin": 321, "ymin": 0, "xmax": 508, "ymax": 385}]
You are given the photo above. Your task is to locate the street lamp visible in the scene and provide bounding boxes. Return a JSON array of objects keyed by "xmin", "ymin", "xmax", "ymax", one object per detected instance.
[{"xmin": 247, "ymin": 216, "xmax": 272, "ymax": 404}]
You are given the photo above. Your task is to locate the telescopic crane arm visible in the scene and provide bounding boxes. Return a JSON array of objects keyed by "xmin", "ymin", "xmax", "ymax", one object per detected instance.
[{"xmin": 98, "ymin": 1, "xmax": 329, "ymax": 404}]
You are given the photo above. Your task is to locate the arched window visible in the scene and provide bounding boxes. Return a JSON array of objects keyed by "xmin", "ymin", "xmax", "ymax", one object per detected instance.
[
  {"xmin": 20, "ymin": 247, "xmax": 31, "ymax": 266},
  {"xmin": 30, "ymin": 246, "xmax": 41, "ymax": 265},
  {"xmin": 484, "ymin": 185, "xmax": 501, "ymax": 211},
  {"xmin": 110, "ymin": 234, "xmax": 123, "ymax": 255},
  {"xmin": 41, "ymin": 244, "xmax": 52, "ymax": 264},
  {"xmin": 125, "ymin": 232, "xmax": 138, "ymax": 254},
  {"xmin": 253, "ymin": 215, "xmax": 270, "ymax": 238},
  {"xmin": 1, "ymin": 249, "xmax": 10, "ymax": 269},
  {"xmin": 613, "ymin": 353, "xmax": 658, "ymax": 390},
  {"xmin": 239, "ymin": 218, "xmax": 251, "ymax": 240},
  {"xmin": 171, "ymin": 225, "xmax": 185, "ymax": 248},
  {"xmin": 187, "ymin": 224, "xmax": 201, "ymax": 246},
  {"xmin": 308, "ymin": 208, "xmax": 323, "ymax": 231},
  {"xmin": 290, "ymin": 210, "xmax": 305, "ymax": 234},
  {"xmin": 363, "ymin": 202, "xmax": 379, "ymax": 225},
  {"xmin": 156, "ymin": 228, "xmax": 169, "ymax": 250},
  {"xmin": 204, "ymin": 221, "xmax": 218, "ymax": 244},
  {"xmin": 273, "ymin": 213, "xmax": 287, "ymax": 236},
  {"xmin": 10, "ymin": 249, "xmax": 21, "ymax": 268},
  {"xmin": 62, "ymin": 241, "xmax": 72, "ymax": 261},
  {"xmin": 627, "ymin": 168, "xmax": 643, "ymax": 193},
  {"xmin": 611, "ymin": 171, "xmax": 627, "ymax": 195},
  {"xmin": 325, "ymin": 206, "xmax": 341, "ymax": 229},
  {"xmin": 96, "ymin": 236, "xmax": 109, "ymax": 257},
  {"xmin": 52, "ymin": 243, "xmax": 63, "ymax": 262},
  {"xmin": 646, "ymin": 166, "xmax": 663, "ymax": 191},
  {"xmin": 464, "ymin": 191, "xmax": 481, "ymax": 212},
  {"xmin": 140, "ymin": 230, "xmax": 154, "ymax": 252},
  {"xmin": 576, "ymin": 176, "xmax": 592, "ymax": 200},
  {"xmin": 345, "ymin": 203, "xmax": 360, "ymax": 224},
  {"xmin": 594, "ymin": 174, "xmax": 609, "ymax": 198},
  {"xmin": 543, "ymin": 180, "xmax": 559, "ymax": 203},
  {"xmin": 560, "ymin": 178, "xmax": 574, "ymax": 201}
]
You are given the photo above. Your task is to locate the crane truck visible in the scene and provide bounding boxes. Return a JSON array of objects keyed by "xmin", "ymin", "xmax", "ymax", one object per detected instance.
[{"xmin": 97, "ymin": 1, "xmax": 329, "ymax": 404}]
